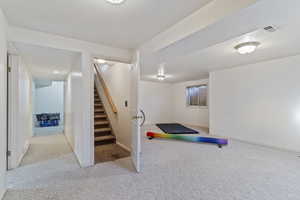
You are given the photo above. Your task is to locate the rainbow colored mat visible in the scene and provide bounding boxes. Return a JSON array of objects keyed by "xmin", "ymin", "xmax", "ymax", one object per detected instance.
[{"xmin": 147, "ymin": 132, "xmax": 228, "ymax": 148}]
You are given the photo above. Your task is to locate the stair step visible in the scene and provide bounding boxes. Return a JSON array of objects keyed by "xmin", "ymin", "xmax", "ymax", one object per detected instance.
[
  {"xmin": 95, "ymin": 108, "xmax": 104, "ymax": 112},
  {"xmin": 94, "ymin": 121, "xmax": 109, "ymax": 125},
  {"xmin": 95, "ymin": 127, "xmax": 111, "ymax": 133},
  {"xmin": 95, "ymin": 138, "xmax": 116, "ymax": 146},
  {"xmin": 94, "ymin": 84, "xmax": 114, "ymax": 146},
  {"xmin": 95, "ymin": 135, "xmax": 115, "ymax": 142},
  {"xmin": 95, "ymin": 114, "xmax": 106, "ymax": 119}
]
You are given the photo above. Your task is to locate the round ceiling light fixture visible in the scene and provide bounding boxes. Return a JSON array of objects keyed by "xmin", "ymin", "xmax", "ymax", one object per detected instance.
[
  {"xmin": 157, "ymin": 74, "xmax": 166, "ymax": 81},
  {"xmin": 105, "ymin": 0, "xmax": 126, "ymax": 5},
  {"xmin": 234, "ymin": 41, "xmax": 260, "ymax": 55},
  {"xmin": 157, "ymin": 64, "xmax": 166, "ymax": 81}
]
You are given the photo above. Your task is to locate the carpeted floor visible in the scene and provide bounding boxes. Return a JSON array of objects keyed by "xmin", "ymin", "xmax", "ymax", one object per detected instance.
[
  {"xmin": 4, "ymin": 126, "xmax": 300, "ymax": 200},
  {"xmin": 20, "ymin": 134, "xmax": 72, "ymax": 167}
]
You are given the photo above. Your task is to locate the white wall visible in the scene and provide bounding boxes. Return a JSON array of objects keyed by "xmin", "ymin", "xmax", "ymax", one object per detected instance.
[
  {"xmin": 172, "ymin": 79, "xmax": 209, "ymax": 127},
  {"xmin": 96, "ymin": 63, "xmax": 132, "ymax": 149},
  {"xmin": 80, "ymin": 52, "xmax": 94, "ymax": 167},
  {"xmin": 64, "ymin": 72, "xmax": 73, "ymax": 148},
  {"xmin": 0, "ymin": 9, "xmax": 7, "ymax": 199},
  {"xmin": 65, "ymin": 54, "xmax": 82, "ymax": 159},
  {"xmin": 139, "ymin": 80, "xmax": 209, "ymax": 128},
  {"xmin": 8, "ymin": 55, "xmax": 33, "ymax": 169},
  {"xmin": 210, "ymin": 54, "xmax": 300, "ymax": 152},
  {"xmin": 139, "ymin": 81, "xmax": 173, "ymax": 125},
  {"xmin": 64, "ymin": 53, "xmax": 94, "ymax": 167},
  {"xmin": 34, "ymin": 81, "xmax": 64, "ymax": 135}
]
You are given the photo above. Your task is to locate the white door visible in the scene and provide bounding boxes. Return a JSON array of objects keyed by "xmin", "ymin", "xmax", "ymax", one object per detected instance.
[{"xmin": 130, "ymin": 51, "xmax": 142, "ymax": 172}]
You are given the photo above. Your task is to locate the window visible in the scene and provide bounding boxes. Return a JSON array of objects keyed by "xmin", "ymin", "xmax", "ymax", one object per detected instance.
[{"xmin": 186, "ymin": 85, "xmax": 207, "ymax": 106}]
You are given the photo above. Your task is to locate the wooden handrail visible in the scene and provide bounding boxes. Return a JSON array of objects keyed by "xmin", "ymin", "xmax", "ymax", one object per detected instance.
[{"xmin": 94, "ymin": 64, "xmax": 118, "ymax": 114}]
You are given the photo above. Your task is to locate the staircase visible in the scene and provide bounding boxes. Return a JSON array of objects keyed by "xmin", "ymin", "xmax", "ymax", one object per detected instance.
[{"xmin": 94, "ymin": 86, "xmax": 116, "ymax": 146}]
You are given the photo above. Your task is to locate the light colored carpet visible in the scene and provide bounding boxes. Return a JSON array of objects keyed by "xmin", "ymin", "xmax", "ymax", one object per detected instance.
[
  {"xmin": 95, "ymin": 144, "xmax": 130, "ymax": 164},
  {"xmin": 4, "ymin": 126, "xmax": 300, "ymax": 200},
  {"xmin": 20, "ymin": 134, "xmax": 72, "ymax": 167}
]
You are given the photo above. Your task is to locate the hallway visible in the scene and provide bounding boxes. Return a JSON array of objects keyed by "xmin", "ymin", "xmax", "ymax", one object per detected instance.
[
  {"xmin": 6, "ymin": 134, "xmax": 77, "ymax": 189},
  {"xmin": 20, "ymin": 134, "xmax": 72, "ymax": 167}
]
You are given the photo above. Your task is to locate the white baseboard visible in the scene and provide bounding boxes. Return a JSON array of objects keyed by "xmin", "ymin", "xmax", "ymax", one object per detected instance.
[
  {"xmin": 10, "ymin": 140, "xmax": 30, "ymax": 169},
  {"xmin": 116, "ymin": 141, "xmax": 131, "ymax": 152},
  {"xmin": 18, "ymin": 141, "xmax": 30, "ymax": 166},
  {"xmin": 65, "ymin": 134, "xmax": 75, "ymax": 151},
  {"xmin": 0, "ymin": 189, "xmax": 6, "ymax": 200},
  {"xmin": 228, "ymin": 137, "xmax": 300, "ymax": 154}
]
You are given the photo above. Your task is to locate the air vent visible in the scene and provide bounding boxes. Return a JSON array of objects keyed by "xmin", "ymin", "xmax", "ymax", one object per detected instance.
[{"xmin": 264, "ymin": 26, "xmax": 277, "ymax": 32}]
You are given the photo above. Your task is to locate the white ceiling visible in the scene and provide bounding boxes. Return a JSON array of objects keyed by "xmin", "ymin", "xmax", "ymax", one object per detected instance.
[
  {"xmin": 3, "ymin": 0, "xmax": 300, "ymax": 84},
  {"xmin": 148, "ymin": 25, "xmax": 300, "ymax": 82},
  {"xmin": 141, "ymin": 0, "xmax": 300, "ymax": 83},
  {"xmin": 12, "ymin": 42, "xmax": 79, "ymax": 80},
  {"xmin": 0, "ymin": 0, "xmax": 212, "ymax": 49}
]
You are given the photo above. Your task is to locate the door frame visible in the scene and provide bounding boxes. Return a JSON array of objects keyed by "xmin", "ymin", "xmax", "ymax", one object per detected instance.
[
  {"xmin": 130, "ymin": 51, "xmax": 142, "ymax": 173},
  {"xmin": 6, "ymin": 53, "xmax": 9, "ymax": 170}
]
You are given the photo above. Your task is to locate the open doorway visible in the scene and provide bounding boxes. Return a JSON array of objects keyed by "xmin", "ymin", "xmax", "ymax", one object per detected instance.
[
  {"xmin": 6, "ymin": 43, "xmax": 81, "ymax": 189},
  {"xmin": 91, "ymin": 52, "xmax": 142, "ymax": 173},
  {"xmin": 33, "ymin": 80, "xmax": 65, "ymax": 137},
  {"xmin": 18, "ymin": 79, "xmax": 69, "ymax": 166},
  {"xmin": 93, "ymin": 60, "xmax": 132, "ymax": 164}
]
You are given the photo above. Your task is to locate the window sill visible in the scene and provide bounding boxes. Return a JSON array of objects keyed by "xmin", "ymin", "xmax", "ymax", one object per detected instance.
[{"xmin": 186, "ymin": 106, "xmax": 208, "ymax": 109}]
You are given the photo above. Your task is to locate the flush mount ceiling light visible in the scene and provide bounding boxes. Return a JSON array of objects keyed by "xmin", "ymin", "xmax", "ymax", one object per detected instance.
[
  {"xmin": 105, "ymin": 0, "xmax": 126, "ymax": 5},
  {"xmin": 234, "ymin": 42, "xmax": 260, "ymax": 55},
  {"xmin": 157, "ymin": 64, "xmax": 166, "ymax": 81},
  {"xmin": 53, "ymin": 70, "xmax": 60, "ymax": 74},
  {"xmin": 157, "ymin": 74, "xmax": 166, "ymax": 81}
]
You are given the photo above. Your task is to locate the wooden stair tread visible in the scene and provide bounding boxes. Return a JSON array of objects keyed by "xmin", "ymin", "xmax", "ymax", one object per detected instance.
[
  {"xmin": 94, "ymin": 121, "xmax": 109, "ymax": 125},
  {"xmin": 95, "ymin": 114, "xmax": 106, "ymax": 118},
  {"xmin": 94, "ymin": 84, "xmax": 115, "ymax": 145},
  {"xmin": 94, "ymin": 127, "xmax": 111, "ymax": 132},
  {"xmin": 95, "ymin": 135, "xmax": 115, "ymax": 142}
]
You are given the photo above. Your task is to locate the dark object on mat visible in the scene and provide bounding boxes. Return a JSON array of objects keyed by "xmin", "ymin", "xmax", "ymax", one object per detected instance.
[{"xmin": 156, "ymin": 123, "xmax": 199, "ymax": 134}]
